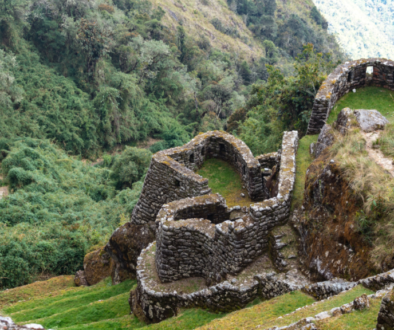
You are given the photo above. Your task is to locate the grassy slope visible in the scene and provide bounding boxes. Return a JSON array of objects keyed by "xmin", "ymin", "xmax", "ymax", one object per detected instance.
[
  {"xmin": 151, "ymin": 0, "xmax": 264, "ymax": 61},
  {"xmin": 199, "ymin": 285, "xmax": 373, "ymax": 329},
  {"xmin": 318, "ymin": 297, "xmax": 381, "ymax": 330},
  {"xmin": 197, "ymin": 158, "xmax": 252, "ymax": 207}
]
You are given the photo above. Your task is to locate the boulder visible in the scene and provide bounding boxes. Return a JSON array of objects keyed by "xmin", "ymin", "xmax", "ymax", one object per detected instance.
[
  {"xmin": 315, "ymin": 124, "xmax": 334, "ymax": 158},
  {"xmin": 74, "ymin": 270, "xmax": 88, "ymax": 287},
  {"xmin": 377, "ymin": 289, "xmax": 394, "ymax": 330},
  {"xmin": 335, "ymin": 108, "xmax": 354, "ymax": 135},
  {"xmin": 83, "ymin": 246, "xmax": 114, "ymax": 286},
  {"xmin": 354, "ymin": 109, "xmax": 389, "ymax": 132},
  {"xmin": 340, "ymin": 302, "xmax": 353, "ymax": 314},
  {"xmin": 105, "ymin": 222, "xmax": 155, "ymax": 284},
  {"xmin": 353, "ymin": 293, "xmax": 370, "ymax": 310}
]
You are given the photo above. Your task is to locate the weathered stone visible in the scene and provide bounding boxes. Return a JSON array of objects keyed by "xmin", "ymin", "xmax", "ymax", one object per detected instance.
[
  {"xmin": 354, "ymin": 109, "xmax": 389, "ymax": 132},
  {"xmin": 83, "ymin": 246, "xmax": 114, "ymax": 286},
  {"xmin": 0, "ymin": 316, "xmax": 46, "ymax": 330},
  {"xmin": 105, "ymin": 222, "xmax": 155, "ymax": 284},
  {"xmin": 335, "ymin": 108, "xmax": 355, "ymax": 135},
  {"xmin": 353, "ymin": 293, "xmax": 370, "ymax": 310},
  {"xmin": 315, "ymin": 124, "xmax": 334, "ymax": 158},
  {"xmin": 340, "ymin": 302, "xmax": 354, "ymax": 314},
  {"xmin": 74, "ymin": 270, "xmax": 88, "ymax": 287}
]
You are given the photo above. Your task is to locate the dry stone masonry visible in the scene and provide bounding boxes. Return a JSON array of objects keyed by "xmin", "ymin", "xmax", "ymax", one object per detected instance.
[
  {"xmin": 133, "ymin": 131, "xmax": 299, "ymax": 322},
  {"xmin": 131, "ymin": 131, "xmax": 270, "ymax": 225},
  {"xmin": 307, "ymin": 58, "xmax": 394, "ymax": 135}
]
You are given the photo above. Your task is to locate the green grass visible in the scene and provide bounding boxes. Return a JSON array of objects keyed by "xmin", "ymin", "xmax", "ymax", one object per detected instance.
[
  {"xmin": 197, "ymin": 158, "xmax": 252, "ymax": 207},
  {"xmin": 199, "ymin": 285, "xmax": 374, "ymax": 330},
  {"xmin": 8, "ymin": 279, "xmax": 135, "ymax": 323},
  {"xmin": 292, "ymin": 134, "xmax": 318, "ymax": 209},
  {"xmin": 328, "ymin": 86, "xmax": 394, "ymax": 124},
  {"xmin": 318, "ymin": 297, "xmax": 381, "ymax": 330},
  {"xmin": 198, "ymin": 290, "xmax": 315, "ymax": 329}
]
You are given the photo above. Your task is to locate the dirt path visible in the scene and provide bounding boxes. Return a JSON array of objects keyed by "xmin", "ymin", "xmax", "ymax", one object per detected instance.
[{"xmin": 362, "ymin": 131, "xmax": 394, "ymax": 176}]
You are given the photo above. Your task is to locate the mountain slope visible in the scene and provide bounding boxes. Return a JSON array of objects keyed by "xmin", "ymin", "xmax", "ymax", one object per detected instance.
[{"xmin": 313, "ymin": 0, "xmax": 394, "ymax": 59}]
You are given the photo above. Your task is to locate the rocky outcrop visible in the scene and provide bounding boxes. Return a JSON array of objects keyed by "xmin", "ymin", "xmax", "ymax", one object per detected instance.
[
  {"xmin": 377, "ymin": 289, "xmax": 394, "ymax": 330},
  {"xmin": 105, "ymin": 222, "xmax": 155, "ymax": 284},
  {"xmin": 354, "ymin": 109, "xmax": 389, "ymax": 132},
  {"xmin": 0, "ymin": 317, "xmax": 45, "ymax": 330},
  {"xmin": 74, "ymin": 270, "xmax": 88, "ymax": 287},
  {"xmin": 297, "ymin": 153, "xmax": 371, "ymax": 281},
  {"xmin": 83, "ymin": 246, "xmax": 114, "ymax": 286},
  {"xmin": 314, "ymin": 124, "xmax": 334, "ymax": 158}
]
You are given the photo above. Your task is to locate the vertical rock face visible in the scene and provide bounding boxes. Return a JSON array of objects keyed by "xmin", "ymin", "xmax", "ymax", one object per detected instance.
[
  {"xmin": 314, "ymin": 124, "xmax": 335, "ymax": 159},
  {"xmin": 298, "ymin": 152, "xmax": 371, "ymax": 281},
  {"xmin": 377, "ymin": 289, "xmax": 394, "ymax": 330},
  {"xmin": 105, "ymin": 223, "xmax": 155, "ymax": 284}
]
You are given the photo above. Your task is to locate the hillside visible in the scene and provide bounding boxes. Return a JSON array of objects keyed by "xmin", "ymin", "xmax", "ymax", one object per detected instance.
[{"xmin": 312, "ymin": 0, "xmax": 394, "ymax": 59}]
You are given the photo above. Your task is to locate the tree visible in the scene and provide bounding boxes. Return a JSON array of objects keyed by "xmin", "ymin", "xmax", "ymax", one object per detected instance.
[{"xmin": 111, "ymin": 147, "xmax": 152, "ymax": 189}]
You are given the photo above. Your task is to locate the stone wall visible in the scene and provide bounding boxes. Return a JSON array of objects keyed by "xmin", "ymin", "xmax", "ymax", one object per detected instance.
[
  {"xmin": 131, "ymin": 131, "xmax": 270, "ymax": 225},
  {"xmin": 155, "ymin": 131, "xmax": 299, "ymax": 284},
  {"xmin": 377, "ymin": 289, "xmax": 394, "ymax": 330},
  {"xmin": 307, "ymin": 58, "xmax": 394, "ymax": 135},
  {"xmin": 133, "ymin": 242, "xmax": 300, "ymax": 323}
]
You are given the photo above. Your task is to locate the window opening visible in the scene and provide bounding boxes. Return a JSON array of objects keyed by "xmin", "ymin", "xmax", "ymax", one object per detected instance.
[
  {"xmin": 242, "ymin": 165, "xmax": 246, "ymax": 175},
  {"xmin": 347, "ymin": 71, "xmax": 352, "ymax": 83},
  {"xmin": 189, "ymin": 153, "xmax": 194, "ymax": 163},
  {"xmin": 201, "ymin": 147, "xmax": 205, "ymax": 156},
  {"xmin": 175, "ymin": 179, "xmax": 181, "ymax": 187},
  {"xmin": 219, "ymin": 143, "xmax": 225, "ymax": 154},
  {"xmin": 207, "ymin": 214, "xmax": 215, "ymax": 221}
]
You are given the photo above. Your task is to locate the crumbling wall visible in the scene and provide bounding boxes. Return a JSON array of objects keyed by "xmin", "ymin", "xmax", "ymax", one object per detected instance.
[
  {"xmin": 155, "ymin": 132, "xmax": 299, "ymax": 284},
  {"xmin": 131, "ymin": 131, "xmax": 270, "ymax": 225},
  {"xmin": 307, "ymin": 58, "xmax": 394, "ymax": 135}
]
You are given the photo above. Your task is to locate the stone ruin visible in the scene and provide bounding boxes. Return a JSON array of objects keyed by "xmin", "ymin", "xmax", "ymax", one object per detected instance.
[
  {"xmin": 307, "ymin": 58, "xmax": 394, "ymax": 135},
  {"xmin": 130, "ymin": 130, "xmax": 271, "ymax": 226},
  {"xmin": 131, "ymin": 130, "xmax": 300, "ymax": 322}
]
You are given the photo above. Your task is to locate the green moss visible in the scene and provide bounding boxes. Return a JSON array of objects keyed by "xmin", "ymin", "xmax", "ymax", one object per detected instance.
[
  {"xmin": 292, "ymin": 135, "xmax": 318, "ymax": 210},
  {"xmin": 328, "ymin": 87, "xmax": 394, "ymax": 125}
]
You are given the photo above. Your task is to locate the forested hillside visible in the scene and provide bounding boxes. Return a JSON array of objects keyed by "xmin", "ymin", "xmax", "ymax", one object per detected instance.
[
  {"xmin": 313, "ymin": 0, "xmax": 394, "ymax": 59},
  {"xmin": 0, "ymin": 0, "xmax": 343, "ymax": 289}
]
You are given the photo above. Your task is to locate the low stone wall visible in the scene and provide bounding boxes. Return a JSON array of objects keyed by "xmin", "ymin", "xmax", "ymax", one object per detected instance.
[
  {"xmin": 301, "ymin": 279, "xmax": 357, "ymax": 300},
  {"xmin": 131, "ymin": 131, "xmax": 270, "ymax": 225},
  {"xmin": 256, "ymin": 152, "xmax": 280, "ymax": 169},
  {"xmin": 307, "ymin": 58, "xmax": 394, "ymax": 135},
  {"xmin": 155, "ymin": 132, "xmax": 299, "ymax": 284},
  {"xmin": 134, "ymin": 242, "xmax": 300, "ymax": 323},
  {"xmin": 358, "ymin": 269, "xmax": 394, "ymax": 291}
]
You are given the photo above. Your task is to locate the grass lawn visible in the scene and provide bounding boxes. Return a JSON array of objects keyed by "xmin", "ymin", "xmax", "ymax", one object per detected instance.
[
  {"xmin": 328, "ymin": 86, "xmax": 394, "ymax": 124},
  {"xmin": 199, "ymin": 285, "xmax": 373, "ymax": 330},
  {"xmin": 197, "ymin": 158, "xmax": 252, "ymax": 207},
  {"xmin": 317, "ymin": 297, "xmax": 381, "ymax": 330}
]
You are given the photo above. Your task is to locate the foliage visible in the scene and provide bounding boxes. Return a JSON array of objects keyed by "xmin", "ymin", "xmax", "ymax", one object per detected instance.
[
  {"xmin": 237, "ymin": 44, "xmax": 338, "ymax": 155},
  {"xmin": 110, "ymin": 147, "xmax": 152, "ymax": 189},
  {"xmin": 0, "ymin": 139, "xmax": 143, "ymax": 289},
  {"xmin": 313, "ymin": 0, "xmax": 394, "ymax": 59}
]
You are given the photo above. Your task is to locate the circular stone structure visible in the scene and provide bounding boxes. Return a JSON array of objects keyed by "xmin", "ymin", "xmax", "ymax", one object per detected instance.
[{"xmin": 307, "ymin": 58, "xmax": 394, "ymax": 135}]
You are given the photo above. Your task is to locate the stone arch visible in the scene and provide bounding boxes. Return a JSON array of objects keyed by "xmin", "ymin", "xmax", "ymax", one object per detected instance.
[
  {"xmin": 307, "ymin": 58, "xmax": 394, "ymax": 135},
  {"xmin": 130, "ymin": 131, "xmax": 270, "ymax": 225}
]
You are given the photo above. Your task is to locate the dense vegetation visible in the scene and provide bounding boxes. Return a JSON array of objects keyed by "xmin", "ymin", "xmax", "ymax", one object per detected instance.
[
  {"xmin": 0, "ymin": 0, "xmax": 344, "ymax": 289},
  {"xmin": 313, "ymin": 0, "xmax": 394, "ymax": 59}
]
